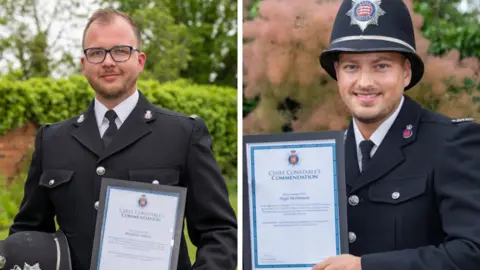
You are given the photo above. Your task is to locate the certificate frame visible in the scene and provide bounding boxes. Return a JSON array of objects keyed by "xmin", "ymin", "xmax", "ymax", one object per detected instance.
[
  {"xmin": 242, "ymin": 130, "xmax": 348, "ymax": 270},
  {"xmin": 90, "ymin": 178, "xmax": 187, "ymax": 270}
]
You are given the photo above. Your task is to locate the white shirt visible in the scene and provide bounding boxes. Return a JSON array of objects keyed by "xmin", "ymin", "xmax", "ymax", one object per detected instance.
[
  {"xmin": 94, "ymin": 90, "xmax": 139, "ymax": 138},
  {"xmin": 353, "ymin": 96, "xmax": 404, "ymax": 171}
]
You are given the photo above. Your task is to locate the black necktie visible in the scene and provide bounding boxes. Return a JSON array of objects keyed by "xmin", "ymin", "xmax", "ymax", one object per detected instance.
[
  {"xmin": 102, "ymin": 110, "xmax": 118, "ymax": 148},
  {"xmin": 359, "ymin": 140, "xmax": 375, "ymax": 172}
]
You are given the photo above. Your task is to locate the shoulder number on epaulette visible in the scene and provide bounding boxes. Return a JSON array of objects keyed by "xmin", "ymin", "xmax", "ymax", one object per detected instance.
[{"xmin": 452, "ymin": 118, "xmax": 474, "ymax": 124}]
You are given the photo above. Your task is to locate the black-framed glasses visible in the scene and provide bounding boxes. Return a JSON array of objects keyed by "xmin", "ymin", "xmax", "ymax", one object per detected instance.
[{"xmin": 83, "ymin": 45, "xmax": 140, "ymax": 64}]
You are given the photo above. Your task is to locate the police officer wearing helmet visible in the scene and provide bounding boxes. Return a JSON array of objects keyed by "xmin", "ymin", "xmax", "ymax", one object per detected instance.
[
  {"xmin": 0, "ymin": 230, "xmax": 72, "ymax": 270},
  {"xmin": 314, "ymin": 0, "xmax": 480, "ymax": 269}
]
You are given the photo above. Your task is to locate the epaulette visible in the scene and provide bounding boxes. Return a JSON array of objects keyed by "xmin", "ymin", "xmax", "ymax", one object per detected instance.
[
  {"xmin": 451, "ymin": 118, "xmax": 474, "ymax": 124},
  {"xmin": 190, "ymin": 114, "xmax": 198, "ymax": 120}
]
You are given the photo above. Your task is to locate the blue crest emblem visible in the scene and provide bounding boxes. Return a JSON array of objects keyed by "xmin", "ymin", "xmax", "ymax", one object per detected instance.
[
  {"xmin": 288, "ymin": 150, "xmax": 299, "ymax": 165},
  {"xmin": 138, "ymin": 194, "xmax": 148, "ymax": 208},
  {"xmin": 347, "ymin": 0, "xmax": 386, "ymax": 32},
  {"xmin": 354, "ymin": 1, "xmax": 376, "ymax": 21}
]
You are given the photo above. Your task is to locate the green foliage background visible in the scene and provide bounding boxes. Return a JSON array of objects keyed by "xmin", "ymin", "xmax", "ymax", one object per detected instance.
[{"xmin": 413, "ymin": 0, "xmax": 480, "ymax": 58}]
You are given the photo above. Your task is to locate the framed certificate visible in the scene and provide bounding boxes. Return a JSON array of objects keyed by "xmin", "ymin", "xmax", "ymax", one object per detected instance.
[
  {"xmin": 243, "ymin": 131, "xmax": 348, "ymax": 270},
  {"xmin": 90, "ymin": 178, "xmax": 187, "ymax": 270}
]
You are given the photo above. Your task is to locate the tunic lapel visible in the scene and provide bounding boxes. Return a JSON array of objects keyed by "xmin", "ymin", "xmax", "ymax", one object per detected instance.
[
  {"xmin": 345, "ymin": 122, "xmax": 360, "ymax": 192},
  {"xmin": 70, "ymin": 101, "xmax": 103, "ymax": 157}
]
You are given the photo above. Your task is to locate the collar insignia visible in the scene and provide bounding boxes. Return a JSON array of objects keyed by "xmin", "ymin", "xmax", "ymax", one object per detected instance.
[
  {"xmin": 402, "ymin": 124, "xmax": 413, "ymax": 139},
  {"xmin": 346, "ymin": 0, "xmax": 386, "ymax": 32},
  {"xmin": 77, "ymin": 114, "xmax": 84, "ymax": 123},
  {"xmin": 144, "ymin": 110, "xmax": 152, "ymax": 120}
]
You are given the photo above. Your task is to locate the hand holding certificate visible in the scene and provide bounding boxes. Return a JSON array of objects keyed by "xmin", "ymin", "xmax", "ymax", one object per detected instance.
[
  {"xmin": 243, "ymin": 131, "xmax": 348, "ymax": 270},
  {"xmin": 90, "ymin": 178, "xmax": 187, "ymax": 270}
]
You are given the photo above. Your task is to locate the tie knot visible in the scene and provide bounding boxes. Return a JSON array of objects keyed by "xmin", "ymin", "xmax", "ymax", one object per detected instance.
[
  {"xmin": 105, "ymin": 110, "xmax": 117, "ymax": 122},
  {"xmin": 359, "ymin": 140, "xmax": 375, "ymax": 158}
]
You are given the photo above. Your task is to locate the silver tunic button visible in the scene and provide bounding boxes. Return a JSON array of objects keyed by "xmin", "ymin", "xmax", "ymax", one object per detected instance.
[
  {"xmin": 392, "ymin": 192, "xmax": 400, "ymax": 200},
  {"xmin": 348, "ymin": 232, "xmax": 357, "ymax": 243},
  {"xmin": 348, "ymin": 195, "xmax": 359, "ymax": 206},
  {"xmin": 94, "ymin": 201, "xmax": 99, "ymax": 210},
  {"xmin": 49, "ymin": 179, "xmax": 55, "ymax": 186},
  {"xmin": 96, "ymin": 166, "xmax": 106, "ymax": 176},
  {"xmin": 152, "ymin": 180, "xmax": 160, "ymax": 185}
]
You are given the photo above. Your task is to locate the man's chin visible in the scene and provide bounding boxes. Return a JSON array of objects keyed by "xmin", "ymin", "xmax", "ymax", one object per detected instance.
[
  {"xmin": 353, "ymin": 111, "xmax": 384, "ymax": 125},
  {"xmin": 95, "ymin": 87, "xmax": 125, "ymax": 100}
]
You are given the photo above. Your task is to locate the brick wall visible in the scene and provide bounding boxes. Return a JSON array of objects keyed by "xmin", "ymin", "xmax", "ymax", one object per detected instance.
[{"xmin": 0, "ymin": 122, "xmax": 37, "ymax": 181}]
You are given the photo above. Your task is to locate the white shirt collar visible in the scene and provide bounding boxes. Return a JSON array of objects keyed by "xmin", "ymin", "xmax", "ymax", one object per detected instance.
[
  {"xmin": 353, "ymin": 95, "xmax": 405, "ymax": 153},
  {"xmin": 94, "ymin": 90, "xmax": 139, "ymax": 128}
]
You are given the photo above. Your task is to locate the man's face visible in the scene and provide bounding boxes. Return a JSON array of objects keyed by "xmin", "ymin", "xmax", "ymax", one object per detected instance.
[
  {"xmin": 81, "ymin": 16, "xmax": 146, "ymax": 101},
  {"xmin": 334, "ymin": 52, "xmax": 411, "ymax": 125}
]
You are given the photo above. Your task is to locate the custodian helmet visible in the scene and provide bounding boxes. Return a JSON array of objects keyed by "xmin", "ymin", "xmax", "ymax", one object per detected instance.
[
  {"xmin": 0, "ymin": 230, "xmax": 72, "ymax": 270},
  {"xmin": 319, "ymin": 0, "xmax": 424, "ymax": 90}
]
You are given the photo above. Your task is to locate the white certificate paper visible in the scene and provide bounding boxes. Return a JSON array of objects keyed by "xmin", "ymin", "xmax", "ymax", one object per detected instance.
[
  {"xmin": 96, "ymin": 187, "xmax": 180, "ymax": 270},
  {"xmin": 247, "ymin": 140, "xmax": 341, "ymax": 270}
]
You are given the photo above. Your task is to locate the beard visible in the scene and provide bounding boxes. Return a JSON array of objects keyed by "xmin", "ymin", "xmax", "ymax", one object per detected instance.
[
  {"xmin": 354, "ymin": 112, "xmax": 387, "ymax": 125},
  {"xmin": 87, "ymin": 72, "xmax": 137, "ymax": 101},
  {"xmin": 351, "ymin": 98, "xmax": 401, "ymax": 126}
]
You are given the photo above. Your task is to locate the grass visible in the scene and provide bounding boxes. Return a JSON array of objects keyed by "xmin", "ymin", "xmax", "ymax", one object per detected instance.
[{"xmin": 0, "ymin": 180, "xmax": 238, "ymax": 265}]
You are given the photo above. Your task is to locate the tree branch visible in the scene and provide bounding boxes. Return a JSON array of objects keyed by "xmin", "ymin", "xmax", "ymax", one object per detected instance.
[
  {"xmin": 32, "ymin": 0, "xmax": 42, "ymax": 34},
  {"xmin": 45, "ymin": 0, "xmax": 62, "ymax": 32}
]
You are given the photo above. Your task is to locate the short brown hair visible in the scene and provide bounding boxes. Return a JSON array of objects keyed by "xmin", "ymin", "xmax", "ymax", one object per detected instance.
[{"xmin": 82, "ymin": 8, "xmax": 141, "ymax": 50}]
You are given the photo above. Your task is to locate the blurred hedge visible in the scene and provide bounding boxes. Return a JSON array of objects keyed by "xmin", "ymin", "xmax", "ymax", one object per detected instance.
[
  {"xmin": 0, "ymin": 75, "xmax": 237, "ymax": 181},
  {"xmin": 0, "ymin": 172, "xmax": 27, "ymax": 232}
]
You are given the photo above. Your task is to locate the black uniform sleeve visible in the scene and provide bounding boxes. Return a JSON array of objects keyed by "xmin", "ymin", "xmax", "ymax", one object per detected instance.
[
  {"xmin": 184, "ymin": 118, "xmax": 238, "ymax": 269},
  {"xmin": 9, "ymin": 125, "xmax": 56, "ymax": 235},
  {"xmin": 361, "ymin": 122, "xmax": 480, "ymax": 270}
]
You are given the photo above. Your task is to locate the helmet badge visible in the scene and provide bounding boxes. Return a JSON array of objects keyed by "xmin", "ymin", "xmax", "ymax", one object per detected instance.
[{"xmin": 346, "ymin": 0, "xmax": 386, "ymax": 32}]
